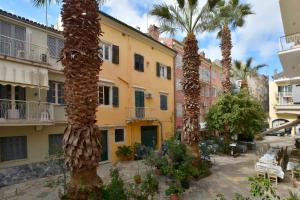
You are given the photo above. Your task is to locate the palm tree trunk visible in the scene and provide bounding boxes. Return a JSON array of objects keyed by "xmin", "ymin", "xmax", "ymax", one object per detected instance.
[
  {"xmin": 182, "ymin": 33, "xmax": 201, "ymax": 162},
  {"xmin": 61, "ymin": 0, "xmax": 103, "ymax": 199},
  {"xmin": 220, "ymin": 25, "xmax": 232, "ymax": 94}
]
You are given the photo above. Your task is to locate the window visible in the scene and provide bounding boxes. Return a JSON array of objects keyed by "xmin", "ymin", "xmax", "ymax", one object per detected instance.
[
  {"xmin": 101, "ymin": 42, "xmax": 112, "ymax": 61},
  {"xmin": 134, "ymin": 53, "xmax": 144, "ymax": 72},
  {"xmin": 176, "ymin": 103, "xmax": 183, "ymax": 117},
  {"xmin": 156, "ymin": 62, "xmax": 171, "ymax": 80},
  {"xmin": 175, "ymin": 54, "xmax": 183, "ymax": 67},
  {"xmin": 160, "ymin": 94, "xmax": 168, "ymax": 110},
  {"xmin": 176, "ymin": 79, "xmax": 182, "ymax": 91},
  {"xmin": 48, "ymin": 81, "xmax": 64, "ymax": 104},
  {"xmin": 0, "ymin": 20, "xmax": 26, "ymax": 57},
  {"xmin": 99, "ymin": 85, "xmax": 119, "ymax": 107},
  {"xmin": 0, "ymin": 136, "xmax": 27, "ymax": 161},
  {"xmin": 49, "ymin": 134, "xmax": 63, "ymax": 155},
  {"xmin": 48, "ymin": 36, "xmax": 64, "ymax": 58},
  {"xmin": 204, "ymin": 86, "xmax": 210, "ymax": 97},
  {"xmin": 114, "ymin": 129, "xmax": 125, "ymax": 143}
]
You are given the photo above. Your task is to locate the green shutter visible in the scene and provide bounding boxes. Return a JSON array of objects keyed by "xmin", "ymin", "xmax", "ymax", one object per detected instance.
[
  {"xmin": 167, "ymin": 66, "xmax": 171, "ymax": 80},
  {"xmin": 112, "ymin": 86, "xmax": 119, "ymax": 107},
  {"xmin": 156, "ymin": 62, "xmax": 160, "ymax": 77},
  {"xmin": 112, "ymin": 45, "xmax": 119, "ymax": 64},
  {"xmin": 160, "ymin": 95, "xmax": 167, "ymax": 110}
]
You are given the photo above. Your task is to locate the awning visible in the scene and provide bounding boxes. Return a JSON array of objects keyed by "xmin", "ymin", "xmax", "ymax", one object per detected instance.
[
  {"xmin": 262, "ymin": 119, "xmax": 300, "ymax": 135},
  {"xmin": 0, "ymin": 61, "xmax": 48, "ymax": 89},
  {"xmin": 0, "ymin": 80, "xmax": 48, "ymax": 89}
]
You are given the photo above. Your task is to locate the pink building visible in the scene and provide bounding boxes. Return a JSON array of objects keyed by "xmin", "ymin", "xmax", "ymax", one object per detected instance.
[{"xmin": 148, "ymin": 25, "xmax": 223, "ymax": 131}]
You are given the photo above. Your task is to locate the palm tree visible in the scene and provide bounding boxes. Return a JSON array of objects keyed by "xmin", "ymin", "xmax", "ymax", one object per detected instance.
[
  {"xmin": 151, "ymin": 0, "xmax": 219, "ymax": 162},
  {"xmin": 204, "ymin": 0, "xmax": 253, "ymax": 93},
  {"xmin": 32, "ymin": 0, "xmax": 104, "ymax": 199},
  {"xmin": 233, "ymin": 57, "xmax": 267, "ymax": 90}
]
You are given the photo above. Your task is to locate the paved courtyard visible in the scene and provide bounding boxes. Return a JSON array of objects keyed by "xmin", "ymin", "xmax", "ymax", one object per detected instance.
[{"xmin": 0, "ymin": 136, "xmax": 298, "ymax": 200}]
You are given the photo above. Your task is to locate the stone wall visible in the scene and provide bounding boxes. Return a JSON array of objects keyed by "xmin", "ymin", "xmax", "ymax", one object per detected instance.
[{"xmin": 0, "ymin": 159, "xmax": 66, "ymax": 187}]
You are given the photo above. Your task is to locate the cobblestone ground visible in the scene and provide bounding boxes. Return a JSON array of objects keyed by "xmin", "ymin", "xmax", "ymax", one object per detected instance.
[{"xmin": 0, "ymin": 136, "xmax": 298, "ymax": 200}]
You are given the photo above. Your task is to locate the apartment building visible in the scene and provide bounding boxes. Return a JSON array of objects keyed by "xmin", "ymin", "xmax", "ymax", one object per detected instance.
[
  {"xmin": 267, "ymin": 0, "xmax": 300, "ymax": 136},
  {"xmin": 0, "ymin": 10, "xmax": 176, "ymax": 186},
  {"xmin": 157, "ymin": 35, "xmax": 223, "ymax": 130}
]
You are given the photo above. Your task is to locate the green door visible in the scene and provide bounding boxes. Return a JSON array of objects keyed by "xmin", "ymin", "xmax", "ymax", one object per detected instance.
[
  {"xmin": 135, "ymin": 91, "xmax": 145, "ymax": 118},
  {"xmin": 100, "ymin": 130, "xmax": 108, "ymax": 162},
  {"xmin": 141, "ymin": 126, "xmax": 158, "ymax": 149}
]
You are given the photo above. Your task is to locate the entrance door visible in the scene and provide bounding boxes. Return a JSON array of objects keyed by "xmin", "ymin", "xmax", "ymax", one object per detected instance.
[
  {"xmin": 135, "ymin": 90, "xmax": 145, "ymax": 118},
  {"xmin": 141, "ymin": 126, "xmax": 158, "ymax": 149},
  {"xmin": 100, "ymin": 130, "xmax": 108, "ymax": 162}
]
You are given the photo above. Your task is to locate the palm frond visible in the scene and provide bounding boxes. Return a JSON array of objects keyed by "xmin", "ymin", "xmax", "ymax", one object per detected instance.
[
  {"xmin": 245, "ymin": 57, "xmax": 253, "ymax": 69},
  {"xmin": 151, "ymin": 4, "xmax": 173, "ymax": 21},
  {"xmin": 177, "ymin": 0, "xmax": 185, "ymax": 9}
]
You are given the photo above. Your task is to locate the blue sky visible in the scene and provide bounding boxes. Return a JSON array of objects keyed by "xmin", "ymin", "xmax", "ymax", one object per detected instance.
[{"xmin": 0, "ymin": 0, "xmax": 284, "ymax": 78}]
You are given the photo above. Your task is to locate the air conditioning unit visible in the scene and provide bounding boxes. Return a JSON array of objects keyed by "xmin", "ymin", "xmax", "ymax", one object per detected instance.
[
  {"xmin": 40, "ymin": 53, "xmax": 47, "ymax": 63},
  {"xmin": 145, "ymin": 92, "xmax": 152, "ymax": 99}
]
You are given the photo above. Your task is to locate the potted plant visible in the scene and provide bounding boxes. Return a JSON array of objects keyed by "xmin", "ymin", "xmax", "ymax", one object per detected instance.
[
  {"xmin": 134, "ymin": 174, "xmax": 142, "ymax": 184},
  {"xmin": 116, "ymin": 145, "xmax": 133, "ymax": 161},
  {"xmin": 165, "ymin": 182, "xmax": 184, "ymax": 200}
]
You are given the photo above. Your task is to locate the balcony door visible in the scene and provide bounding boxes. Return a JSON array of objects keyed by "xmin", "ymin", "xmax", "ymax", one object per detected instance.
[{"xmin": 135, "ymin": 90, "xmax": 145, "ymax": 118}]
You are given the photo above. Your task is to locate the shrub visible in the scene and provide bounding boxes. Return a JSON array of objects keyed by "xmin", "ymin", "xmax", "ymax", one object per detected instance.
[
  {"xmin": 165, "ymin": 181, "xmax": 184, "ymax": 196},
  {"xmin": 101, "ymin": 168, "xmax": 127, "ymax": 200},
  {"xmin": 116, "ymin": 145, "xmax": 133, "ymax": 160},
  {"xmin": 205, "ymin": 91, "xmax": 266, "ymax": 141}
]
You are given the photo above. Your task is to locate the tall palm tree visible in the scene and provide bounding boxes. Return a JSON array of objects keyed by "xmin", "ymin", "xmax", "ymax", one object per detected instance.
[
  {"xmin": 151, "ymin": 0, "xmax": 219, "ymax": 162},
  {"xmin": 32, "ymin": 0, "xmax": 104, "ymax": 199},
  {"xmin": 233, "ymin": 57, "xmax": 267, "ymax": 90},
  {"xmin": 204, "ymin": 0, "xmax": 253, "ymax": 93}
]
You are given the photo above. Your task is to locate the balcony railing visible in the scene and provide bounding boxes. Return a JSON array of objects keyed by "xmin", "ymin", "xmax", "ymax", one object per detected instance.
[
  {"xmin": 278, "ymin": 91, "xmax": 293, "ymax": 97},
  {"xmin": 0, "ymin": 34, "xmax": 50, "ymax": 64},
  {"xmin": 127, "ymin": 107, "xmax": 157, "ymax": 120},
  {"xmin": 0, "ymin": 99, "xmax": 54, "ymax": 123},
  {"xmin": 280, "ymin": 32, "xmax": 300, "ymax": 51}
]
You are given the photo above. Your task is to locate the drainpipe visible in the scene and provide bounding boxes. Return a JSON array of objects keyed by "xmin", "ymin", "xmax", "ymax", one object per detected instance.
[
  {"xmin": 173, "ymin": 50, "xmax": 176, "ymax": 136},
  {"xmin": 158, "ymin": 120, "xmax": 163, "ymax": 147}
]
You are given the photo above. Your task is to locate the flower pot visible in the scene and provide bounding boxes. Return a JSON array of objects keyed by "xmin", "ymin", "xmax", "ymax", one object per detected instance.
[
  {"xmin": 170, "ymin": 194, "xmax": 180, "ymax": 200},
  {"xmin": 180, "ymin": 179, "xmax": 189, "ymax": 189},
  {"xmin": 134, "ymin": 175, "xmax": 142, "ymax": 184}
]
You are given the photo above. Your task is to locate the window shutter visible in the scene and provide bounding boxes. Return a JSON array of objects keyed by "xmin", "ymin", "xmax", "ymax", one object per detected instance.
[
  {"xmin": 167, "ymin": 66, "xmax": 171, "ymax": 80},
  {"xmin": 140, "ymin": 55, "xmax": 144, "ymax": 72},
  {"xmin": 156, "ymin": 62, "xmax": 160, "ymax": 77},
  {"xmin": 112, "ymin": 86, "xmax": 119, "ymax": 107},
  {"xmin": 112, "ymin": 45, "xmax": 119, "ymax": 64}
]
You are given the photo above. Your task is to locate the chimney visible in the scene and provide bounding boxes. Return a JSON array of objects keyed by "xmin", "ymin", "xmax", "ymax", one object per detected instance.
[{"xmin": 148, "ymin": 24, "xmax": 160, "ymax": 40}]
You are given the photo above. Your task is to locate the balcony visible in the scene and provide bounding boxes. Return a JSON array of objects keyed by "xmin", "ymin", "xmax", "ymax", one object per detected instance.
[
  {"xmin": 126, "ymin": 107, "xmax": 158, "ymax": 122},
  {"xmin": 0, "ymin": 35, "xmax": 50, "ymax": 63},
  {"xmin": 277, "ymin": 91, "xmax": 293, "ymax": 98},
  {"xmin": 275, "ymin": 102, "xmax": 300, "ymax": 115},
  {"xmin": 278, "ymin": 33, "xmax": 300, "ymax": 78},
  {"xmin": 0, "ymin": 99, "xmax": 55, "ymax": 125}
]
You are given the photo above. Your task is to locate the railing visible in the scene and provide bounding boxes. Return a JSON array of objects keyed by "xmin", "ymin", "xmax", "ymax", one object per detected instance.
[
  {"xmin": 127, "ymin": 107, "xmax": 157, "ymax": 119},
  {"xmin": 280, "ymin": 32, "xmax": 300, "ymax": 51},
  {"xmin": 0, "ymin": 99, "xmax": 54, "ymax": 123},
  {"xmin": 0, "ymin": 34, "xmax": 50, "ymax": 64},
  {"xmin": 278, "ymin": 91, "xmax": 292, "ymax": 97}
]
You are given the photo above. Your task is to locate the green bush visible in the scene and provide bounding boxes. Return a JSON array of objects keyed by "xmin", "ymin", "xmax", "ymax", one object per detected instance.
[
  {"xmin": 206, "ymin": 91, "xmax": 266, "ymax": 140},
  {"xmin": 101, "ymin": 168, "xmax": 127, "ymax": 200},
  {"xmin": 116, "ymin": 145, "xmax": 133, "ymax": 159},
  {"xmin": 165, "ymin": 181, "xmax": 184, "ymax": 196}
]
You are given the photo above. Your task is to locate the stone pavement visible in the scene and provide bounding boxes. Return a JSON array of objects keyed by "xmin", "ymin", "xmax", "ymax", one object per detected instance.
[{"xmin": 0, "ymin": 136, "xmax": 298, "ymax": 200}]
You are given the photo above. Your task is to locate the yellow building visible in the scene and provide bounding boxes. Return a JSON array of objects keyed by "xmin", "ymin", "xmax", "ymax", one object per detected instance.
[
  {"xmin": 96, "ymin": 12, "xmax": 176, "ymax": 162},
  {"xmin": 0, "ymin": 8, "xmax": 176, "ymax": 183},
  {"xmin": 269, "ymin": 75, "xmax": 300, "ymax": 136},
  {"xmin": 267, "ymin": 0, "xmax": 300, "ymax": 136}
]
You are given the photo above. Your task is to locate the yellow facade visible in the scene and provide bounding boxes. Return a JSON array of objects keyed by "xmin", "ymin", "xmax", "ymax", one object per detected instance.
[
  {"xmin": 96, "ymin": 13, "xmax": 176, "ymax": 162},
  {"xmin": 0, "ymin": 10, "xmax": 176, "ymax": 168},
  {"xmin": 269, "ymin": 78, "xmax": 300, "ymax": 135}
]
